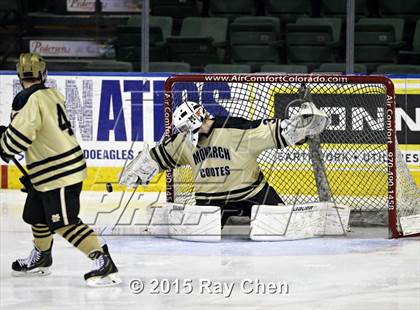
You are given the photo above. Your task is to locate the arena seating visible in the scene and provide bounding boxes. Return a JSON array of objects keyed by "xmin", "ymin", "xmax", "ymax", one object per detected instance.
[
  {"xmin": 150, "ymin": 61, "xmax": 191, "ymax": 72},
  {"xmin": 0, "ymin": 0, "xmax": 20, "ymax": 25},
  {"xmin": 398, "ymin": 20, "xmax": 420, "ymax": 65},
  {"xmin": 411, "ymin": 20, "xmax": 420, "ymax": 52},
  {"xmin": 83, "ymin": 60, "xmax": 133, "ymax": 72},
  {"xmin": 313, "ymin": 63, "xmax": 368, "ymax": 73},
  {"xmin": 286, "ymin": 17, "xmax": 341, "ymax": 70},
  {"xmin": 0, "ymin": 0, "xmax": 21, "ymax": 64},
  {"xmin": 166, "ymin": 17, "xmax": 228, "ymax": 71},
  {"xmin": 204, "ymin": 64, "xmax": 251, "ymax": 73},
  {"xmin": 264, "ymin": 0, "xmax": 312, "ymax": 24},
  {"xmin": 115, "ymin": 16, "xmax": 173, "ymax": 63},
  {"xmin": 230, "ymin": 16, "xmax": 282, "ymax": 70},
  {"xmin": 151, "ymin": 0, "xmax": 201, "ymax": 32},
  {"xmin": 375, "ymin": 64, "xmax": 420, "ymax": 74},
  {"xmin": 0, "ymin": 0, "xmax": 419, "ymax": 73},
  {"xmin": 151, "ymin": 0, "xmax": 201, "ymax": 18},
  {"xmin": 260, "ymin": 64, "xmax": 308, "ymax": 73},
  {"xmin": 355, "ymin": 18, "xmax": 405, "ymax": 71},
  {"xmin": 208, "ymin": 0, "xmax": 256, "ymax": 20},
  {"xmin": 319, "ymin": 0, "xmax": 368, "ymax": 20},
  {"xmin": 378, "ymin": 0, "xmax": 420, "ymax": 27}
]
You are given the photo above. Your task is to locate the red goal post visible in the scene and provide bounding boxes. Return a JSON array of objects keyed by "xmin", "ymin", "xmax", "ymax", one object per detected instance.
[{"xmin": 163, "ymin": 74, "xmax": 412, "ymax": 238}]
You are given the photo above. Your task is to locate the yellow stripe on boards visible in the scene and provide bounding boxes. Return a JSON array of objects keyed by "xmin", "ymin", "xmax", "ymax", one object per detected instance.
[
  {"xmin": 6, "ymin": 166, "xmax": 167, "ymax": 192},
  {"xmin": 5, "ymin": 142, "xmax": 420, "ymax": 192},
  {"xmin": 395, "ymin": 89, "xmax": 420, "ymax": 95},
  {"xmin": 391, "ymin": 79, "xmax": 420, "ymax": 84},
  {"xmin": 5, "ymin": 164, "xmax": 419, "ymax": 192},
  {"xmin": 262, "ymin": 169, "xmax": 388, "ymax": 197},
  {"xmin": 399, "ymin": 144, "xmax": 420, "ymax": 151}
]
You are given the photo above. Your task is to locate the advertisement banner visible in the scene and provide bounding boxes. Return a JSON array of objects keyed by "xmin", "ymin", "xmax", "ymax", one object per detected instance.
[
  {"xmin": 0, "ymin": 72, "xmax": 418, "ymax": 191},
  {"xmin": 66, "ymin": 0, "xmax": 141, "ymax": 12},
  {"xmin": 29, "ymin": 40, "xmax": 115, "ymax": 58}
]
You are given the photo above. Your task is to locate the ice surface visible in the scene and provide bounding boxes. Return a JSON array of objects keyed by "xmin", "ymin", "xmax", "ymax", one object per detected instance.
[{"xmin": 1, "ymin": 189, "xmax": 419, "ymax": 310}]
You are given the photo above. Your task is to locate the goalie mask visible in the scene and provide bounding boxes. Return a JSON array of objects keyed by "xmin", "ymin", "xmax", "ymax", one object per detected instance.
[
  {"xmin": 173, "ymin": 101, "xmax": 211, "ymax": 146},
  {"xmin": 16, "ymin": 53, "xmax": 48, "ymax": 85}
]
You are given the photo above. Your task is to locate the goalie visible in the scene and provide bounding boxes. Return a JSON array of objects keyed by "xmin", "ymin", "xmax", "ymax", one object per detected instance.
[{"xmin": 120, "ymin": 100, "xmax": 330, "ymax": 227}]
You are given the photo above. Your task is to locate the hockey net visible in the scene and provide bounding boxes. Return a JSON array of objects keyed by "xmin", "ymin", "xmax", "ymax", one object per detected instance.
[{"xmin": 164, "ymin": 74, "xmax": 420, "ymax": 238}]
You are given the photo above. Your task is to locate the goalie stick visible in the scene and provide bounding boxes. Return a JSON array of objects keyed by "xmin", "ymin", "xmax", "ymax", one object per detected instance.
[
  {"xmin": 300, "ymin": 85, "xmax": 348, "ymax": 235},
  {"xmin": 298, "ymin": 84, "xmax": 332, "ymax": 202}
]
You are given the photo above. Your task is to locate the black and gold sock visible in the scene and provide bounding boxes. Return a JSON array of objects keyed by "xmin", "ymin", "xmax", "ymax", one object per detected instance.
[
  {"xmin": 31, "ymin": 224, "xmax": 53, "ymax": 252},
  {"xmin": 55, "ymin": 221, "xmax": 101, "ymax": 257}
]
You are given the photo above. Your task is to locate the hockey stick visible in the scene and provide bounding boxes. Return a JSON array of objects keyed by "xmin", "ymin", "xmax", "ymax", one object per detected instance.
[
  {"xmin": 298, "ymin": 84, "xmax": 332, "ymax": 202},
  {"xmin": 298, "ymin": 85, "xmax": 348, "ymax": 235},
  {"xmin": 11, "ymin": 157, "xmax": 29, "ymax": 178},
  {"xmin": 110, "ymin": 177, "xmax": 141, "ymax": 232},
  {"xmin": 10, "ymin": 157, "xmax": 33, "ymax": 191}
]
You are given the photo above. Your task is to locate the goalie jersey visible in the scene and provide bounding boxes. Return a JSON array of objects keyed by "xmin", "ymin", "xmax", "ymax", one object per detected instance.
[
  {"xmin": 150, "ymin": 117, "xmax": 288, "ymax": 203},
  {"xmin": 0, "ymin": 84, "xmax": 87, "ymax": 191}
]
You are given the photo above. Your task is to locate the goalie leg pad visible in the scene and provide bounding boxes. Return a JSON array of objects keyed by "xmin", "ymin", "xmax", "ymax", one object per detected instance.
[
  {"xmin": 169, "ymin": 205, "xmax": 221, "ymax": 242},
  {"xmin": 146, "ymin": 204, "xmax": 172, "ymax": 237},
  {"xmin": 400, "ymin": 214, "xmax": 420, "ymax": 236},
  {"xmin": 146, "ymin": 204, "xmax": 221, "ymax": 242},
  {"xmin": 250, "ymin": 202, "xmax": 350, "ymax": 241}
]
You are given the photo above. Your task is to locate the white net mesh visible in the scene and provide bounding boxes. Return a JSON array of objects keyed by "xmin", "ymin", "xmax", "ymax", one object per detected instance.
[{"xmin": 167, "ymin": 78, "xmax": 420, "ymax": 236}]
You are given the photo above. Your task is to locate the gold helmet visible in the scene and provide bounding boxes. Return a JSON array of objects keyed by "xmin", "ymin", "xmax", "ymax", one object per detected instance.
[{"xmin": 16, "ymin": 53, "xmax": 47, "ymax": 83}]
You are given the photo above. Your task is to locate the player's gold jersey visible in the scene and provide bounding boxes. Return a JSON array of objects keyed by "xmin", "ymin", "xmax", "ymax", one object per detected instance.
[
  {"xmin": 0, "ymin": 84, "xmax": 86, "ymax": 191},
  {"xmin": 151, "ymin": 117, "xmax": 288, "ymax": 203}
]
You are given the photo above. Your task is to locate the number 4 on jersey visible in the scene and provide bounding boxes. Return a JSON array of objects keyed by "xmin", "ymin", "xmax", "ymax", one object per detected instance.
[{"xmin": 57, "ymin": 104, "xmax": 74, "ymax": 135}]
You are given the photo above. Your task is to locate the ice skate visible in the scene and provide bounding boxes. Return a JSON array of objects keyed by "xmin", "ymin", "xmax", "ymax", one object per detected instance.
[
  {"xmin": 11, "ymin": 246, "xmax": 52, "ymax": 277},
  {"xmin": 84, "ymin": 245, "xmax": 121, "ymax": 287}
]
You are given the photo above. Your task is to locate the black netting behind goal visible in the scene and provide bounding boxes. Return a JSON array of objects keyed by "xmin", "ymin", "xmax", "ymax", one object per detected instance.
[{"xmin": 164, "ymin": 75, "xmax": 420, "ymax": 238}]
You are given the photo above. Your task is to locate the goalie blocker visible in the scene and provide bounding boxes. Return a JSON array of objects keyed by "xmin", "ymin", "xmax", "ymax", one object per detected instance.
[{"xmin": 119, "ymin": 144, "xmax": 160, "ymax": 188}]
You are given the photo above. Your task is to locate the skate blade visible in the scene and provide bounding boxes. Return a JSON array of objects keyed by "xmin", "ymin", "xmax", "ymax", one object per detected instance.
[
  {"xmin": 11, "ymin": 267, "xmax": 51, "ymax": 277},
  {"xmin": 85, "ymin": 273, "xmax": 122, "ymax": 287}
]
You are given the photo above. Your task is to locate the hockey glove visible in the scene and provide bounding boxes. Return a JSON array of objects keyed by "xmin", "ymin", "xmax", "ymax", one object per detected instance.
[
  {"xmin": 0, "ymin": 125, "xmax": 13, "ymax": 163},
  {"xmin": 19, "ymin": 175, "xmax": 32, "ymax": 193},
  {"xmin": 119, "ymin": 144, "xmax": 160, "ymax": 189},
  {"xmin": 281, "ymin": 102, "xmax": 330, "ymax": 146}
]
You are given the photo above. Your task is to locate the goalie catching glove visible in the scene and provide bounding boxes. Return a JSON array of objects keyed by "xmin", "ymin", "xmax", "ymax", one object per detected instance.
[
  {"xmin": 119, "ymin": 144, "xmax": 160, "ymax": 188},
  {"xmin": 281, "ymin": 101, "xmax": 330, "ymax": 146}
]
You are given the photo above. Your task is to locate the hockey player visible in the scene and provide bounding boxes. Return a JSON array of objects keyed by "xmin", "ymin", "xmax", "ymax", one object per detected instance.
[
  {"xmin": 0, "ymin": 53, "xmax": 121, "ymax": 287},
  {"xmin": 120, "ymin": 100, "xmax": 329, "ymax": 226}
]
